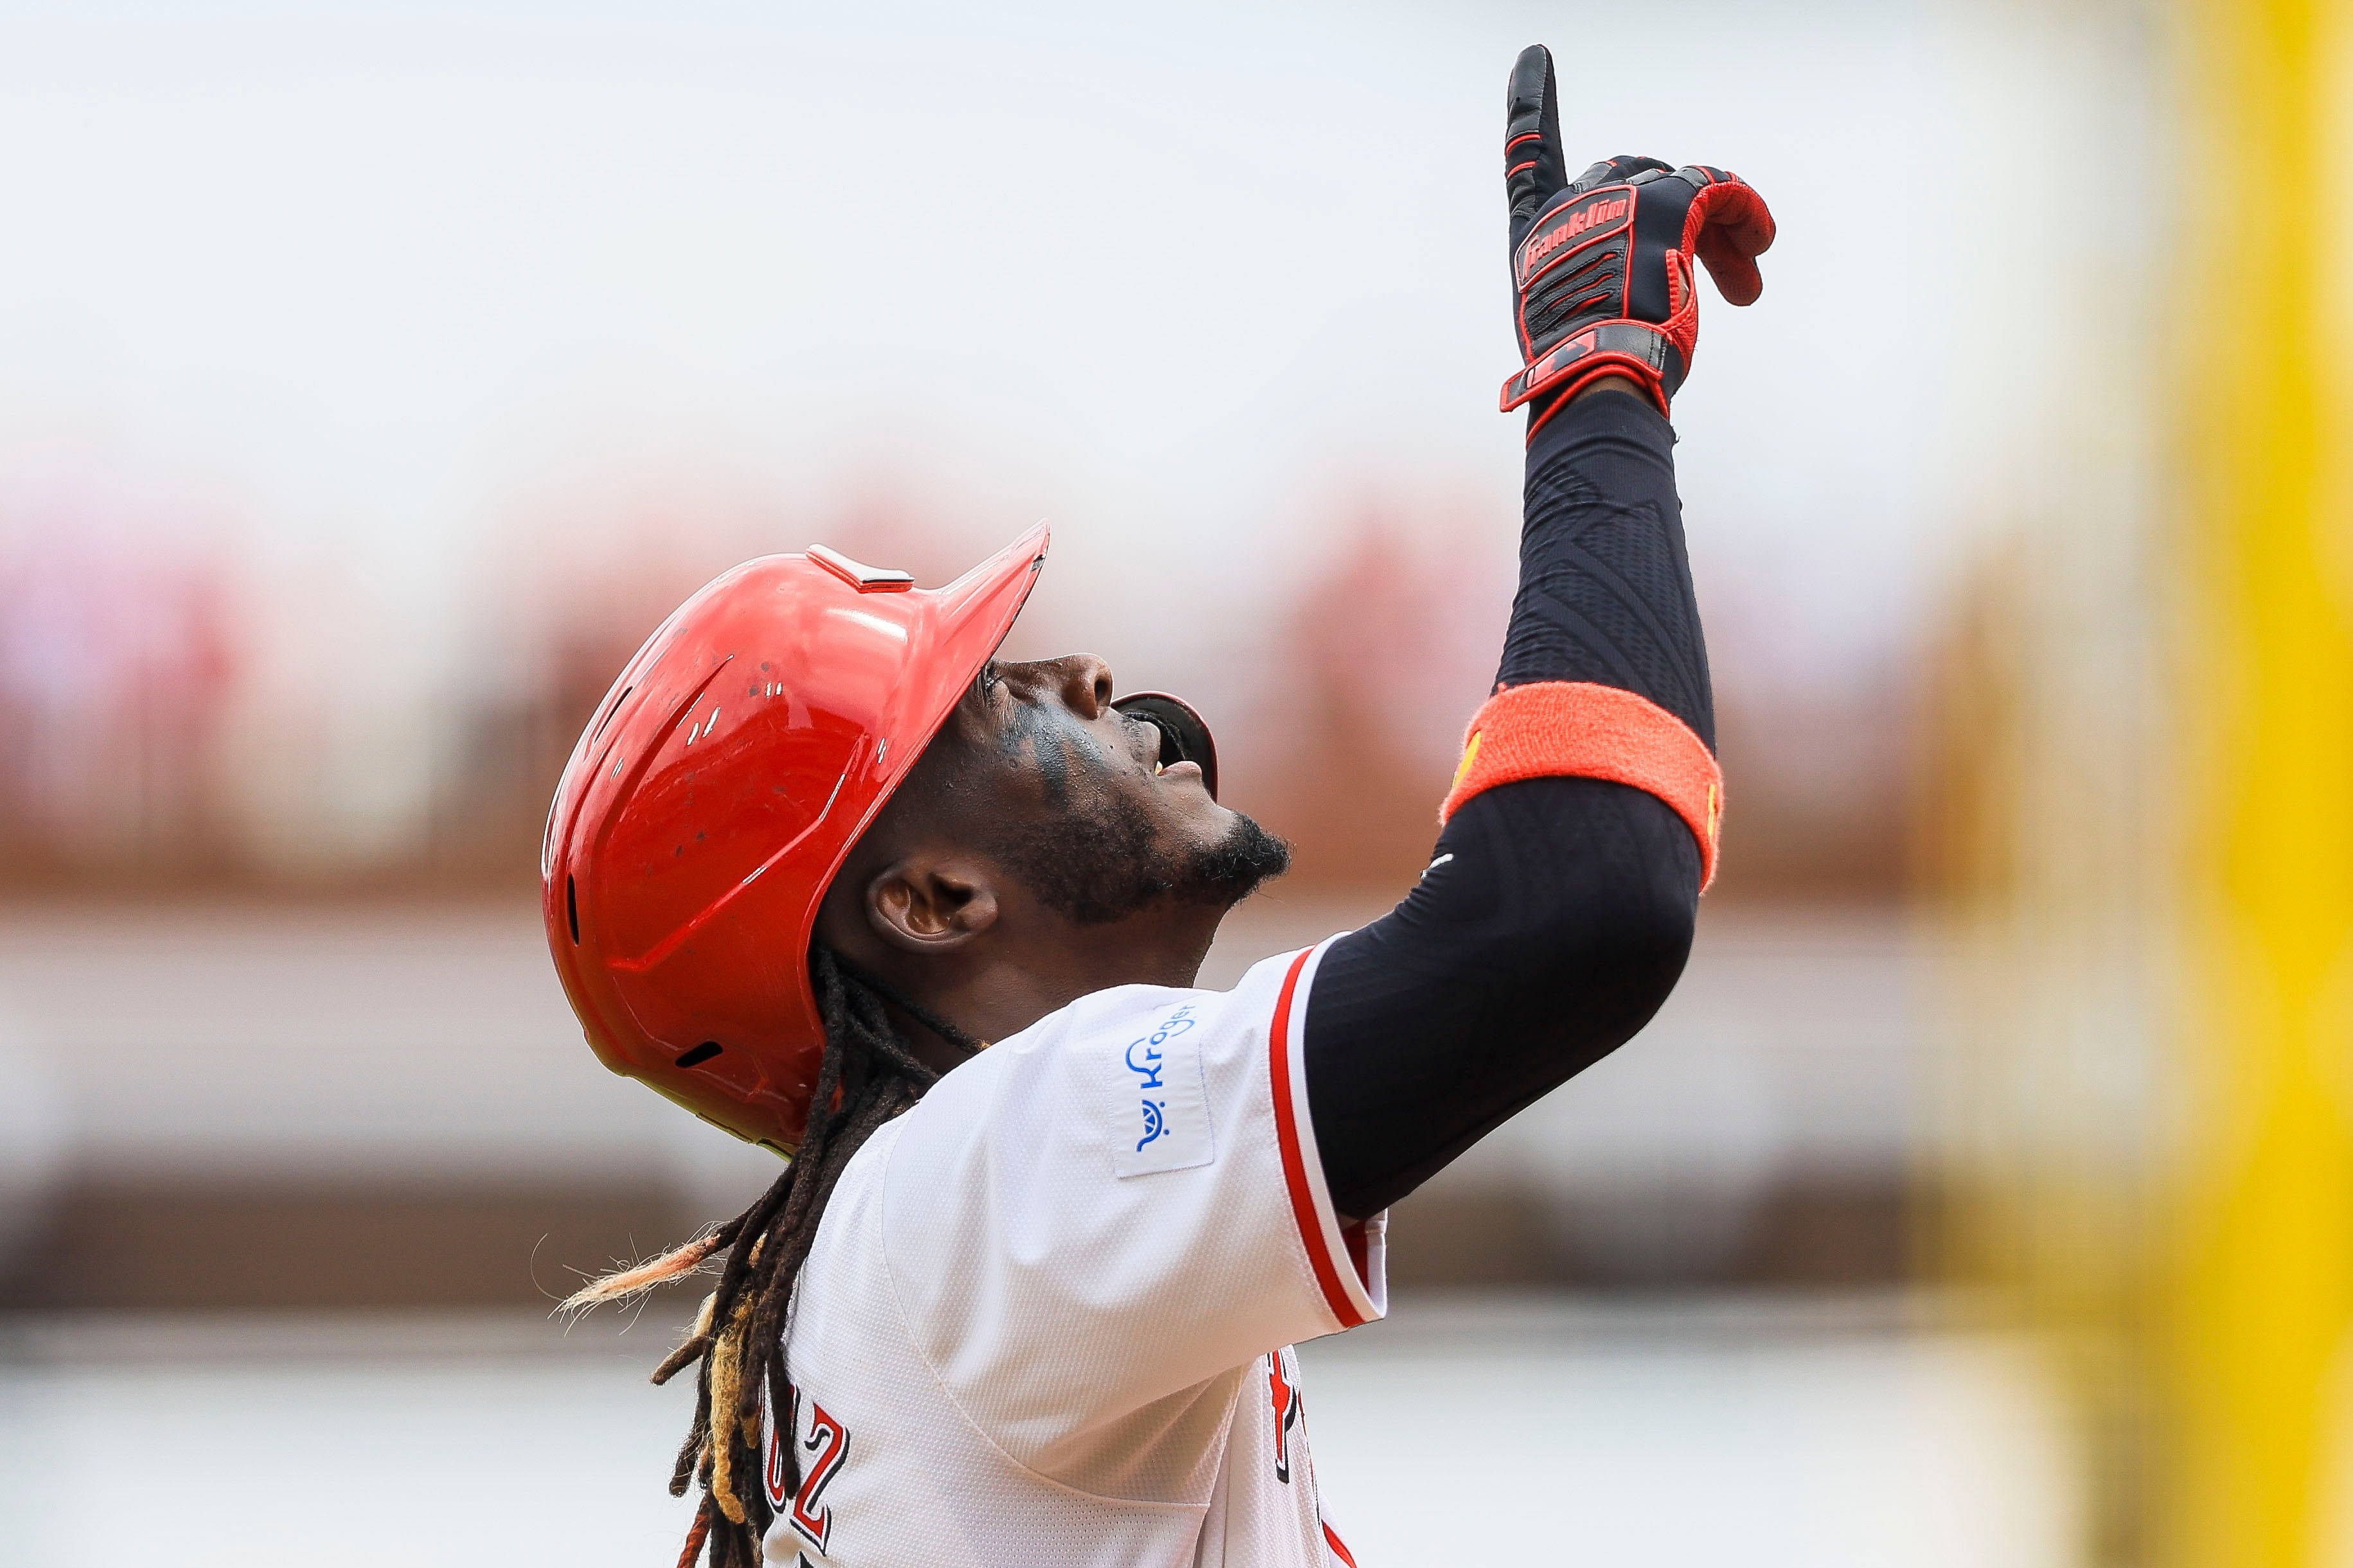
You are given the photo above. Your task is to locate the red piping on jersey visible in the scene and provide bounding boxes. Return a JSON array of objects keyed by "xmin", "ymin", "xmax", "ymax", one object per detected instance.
[
  {"xmin": 1322, "ymin": 1521, "xmax": 1360, "ymax": 1566},
  {"xmin": 1269, "ymin": 947, "xmax": 1370, "ymax": 1329},
  {"xmin": 1440, "ymin": 680, "xmax": 1722, "ymax": 890}
]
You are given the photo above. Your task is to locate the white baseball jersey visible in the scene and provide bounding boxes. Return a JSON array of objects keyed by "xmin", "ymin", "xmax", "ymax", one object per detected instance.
[{"xmin": 759, "ymin": 939, "xmax": 1386, "ymax": 1567}]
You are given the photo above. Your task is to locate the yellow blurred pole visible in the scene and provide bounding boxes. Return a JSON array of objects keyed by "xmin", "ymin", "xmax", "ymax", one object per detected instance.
[{"xmin": 2171, "ymin": 0, "xmax": 2353, "ymax": 1563}]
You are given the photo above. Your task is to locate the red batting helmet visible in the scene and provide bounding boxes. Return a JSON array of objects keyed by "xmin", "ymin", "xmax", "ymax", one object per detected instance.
[{"xmin": 541, "ymin": 525, "xmax": 1049, "ymax": 1152}]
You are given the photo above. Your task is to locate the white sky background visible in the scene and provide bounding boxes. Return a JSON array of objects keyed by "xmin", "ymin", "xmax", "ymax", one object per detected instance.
[{"xmin": 0, "ymin": 0, "xmax": 2136, "ymax": 846}]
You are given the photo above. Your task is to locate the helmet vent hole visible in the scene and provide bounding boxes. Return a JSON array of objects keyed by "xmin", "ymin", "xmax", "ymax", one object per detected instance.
[
  {"xmin": 675, "ymin": 1041, "xmax": 724, "ymax": 1069},
  {"xmin": 565, "ymin": 876, "xmax": 580, "ymax": 945}
]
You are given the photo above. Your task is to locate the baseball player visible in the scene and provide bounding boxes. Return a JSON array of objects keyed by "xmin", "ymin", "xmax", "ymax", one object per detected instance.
[{"xmin": 544, "ymin": 44, "xmax": 1773, "ymax": 1568}]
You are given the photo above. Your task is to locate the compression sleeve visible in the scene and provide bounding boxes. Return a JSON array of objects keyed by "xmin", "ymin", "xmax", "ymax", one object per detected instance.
[{"xmin": 1303, "ymin": 388, "xmax": 1712, "ymax": 1220}]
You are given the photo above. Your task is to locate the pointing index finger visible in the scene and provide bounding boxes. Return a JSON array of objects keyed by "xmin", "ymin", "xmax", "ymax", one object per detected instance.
[{"xmin": 1505, "ymin": 45, "xmax": 1565, "ymax": 236}]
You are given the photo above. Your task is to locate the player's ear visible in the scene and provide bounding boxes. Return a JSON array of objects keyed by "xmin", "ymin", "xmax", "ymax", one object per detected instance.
[{"xmin": 862, "ymin": 853, "xmax": 1000, "ymax": 953}]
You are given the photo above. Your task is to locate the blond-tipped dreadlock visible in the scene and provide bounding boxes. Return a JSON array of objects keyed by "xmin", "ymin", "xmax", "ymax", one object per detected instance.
[{"xmin": 566, "ymin": 946, "xmax": 984, "ymax": 1567}]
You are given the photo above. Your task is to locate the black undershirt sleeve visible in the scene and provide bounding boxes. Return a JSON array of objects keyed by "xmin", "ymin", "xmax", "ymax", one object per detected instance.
[{"xmin": 1302, "ymin": 389, "xmax": 1712, "ymax": 1220}]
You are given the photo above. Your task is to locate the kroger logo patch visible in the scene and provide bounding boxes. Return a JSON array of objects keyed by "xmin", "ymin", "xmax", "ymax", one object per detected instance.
[{"xmin": 1113, "ymin": 1005, "xmax": 1216, "ymax": 1178}]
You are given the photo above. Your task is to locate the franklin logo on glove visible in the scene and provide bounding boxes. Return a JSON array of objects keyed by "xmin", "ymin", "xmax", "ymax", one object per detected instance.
[{"xmin": 1520, "ymin": 193, "xmax": 1631, "ymax": 276}]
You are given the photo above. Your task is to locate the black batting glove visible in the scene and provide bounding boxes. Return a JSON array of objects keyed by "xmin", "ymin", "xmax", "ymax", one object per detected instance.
[{"xmin": 1500, "ymin": 44, "xmax": 1776, "ymax": 434}]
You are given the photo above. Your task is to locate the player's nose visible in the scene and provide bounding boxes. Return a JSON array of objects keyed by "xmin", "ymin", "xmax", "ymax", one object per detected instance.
[{"xmin": 1045, "ymin": 654, "xmax": 1115, "ymax": 719}]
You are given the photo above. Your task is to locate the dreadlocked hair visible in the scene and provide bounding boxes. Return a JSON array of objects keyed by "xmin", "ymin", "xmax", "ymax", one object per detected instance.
[{"xmin": 562, "ymin": 945, "xmax": 985, "ymax": 1568}]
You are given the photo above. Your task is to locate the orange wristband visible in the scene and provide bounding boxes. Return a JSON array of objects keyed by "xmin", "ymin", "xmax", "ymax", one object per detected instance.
[{"xmin": 1439, "ymin": 681, "xmax": 1723, "ymax": 890}]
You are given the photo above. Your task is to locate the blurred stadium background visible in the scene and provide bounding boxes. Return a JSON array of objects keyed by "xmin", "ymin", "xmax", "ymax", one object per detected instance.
[{"xmin": 0, "ymin": 1, "xmax": 2345, "ymax": 1564}]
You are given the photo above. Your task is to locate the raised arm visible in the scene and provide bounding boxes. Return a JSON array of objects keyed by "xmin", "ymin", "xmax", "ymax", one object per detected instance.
[{"xmin": 1303, "ymin": 46, "xmax": 1775, "ymax": 1220}]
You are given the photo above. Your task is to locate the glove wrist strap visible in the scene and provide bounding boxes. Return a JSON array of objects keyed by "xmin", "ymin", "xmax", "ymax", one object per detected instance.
[{"xmin": 1500, "ymin": 321, "xmax": 1685, "ymax": 419}]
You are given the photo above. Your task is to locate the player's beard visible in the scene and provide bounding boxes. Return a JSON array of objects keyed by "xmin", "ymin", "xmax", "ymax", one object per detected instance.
[{"xmin": 990, "ymin": 793, "xmax": 1292, "ymax": 926}]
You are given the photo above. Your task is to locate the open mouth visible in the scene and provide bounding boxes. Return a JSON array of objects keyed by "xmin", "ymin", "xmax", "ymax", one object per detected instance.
[{"xmin": 1112, "ymin": 691, "xmax": 1219, "ymax": 800}]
